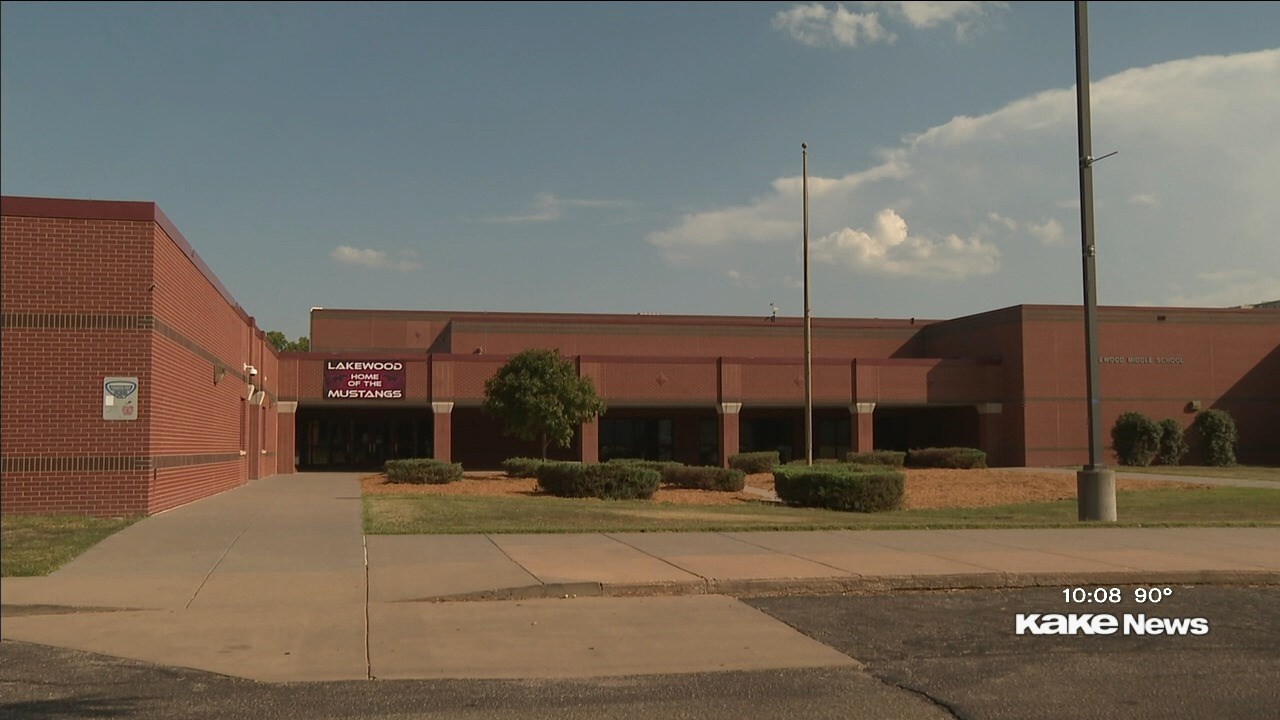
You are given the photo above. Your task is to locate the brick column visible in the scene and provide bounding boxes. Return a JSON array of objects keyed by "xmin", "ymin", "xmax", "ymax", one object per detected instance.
[
  {"xmin": 850, "ymin": 402, "xmax": 876, "ymax": 452},
  {"xmin": 248, "ymin": 400, "xmax": 261, "ymax": 480},
  {"xmin": 275, "ymin": 402, "xmax": 297, "ymax": 474},
  {"xmin": 580, "ymin": 416, "xmax": 600, "ymax": 464},
  {"xmin": 717, "ymin": 402, "xmax": 742, "ymax": 467},
  {"xmin": 431, "ymin": 402, "xmax": 454, "ymax": 463},
  {"xmin": 976, "ymin": 403, "xmax": 1003, "ymax": 467}
]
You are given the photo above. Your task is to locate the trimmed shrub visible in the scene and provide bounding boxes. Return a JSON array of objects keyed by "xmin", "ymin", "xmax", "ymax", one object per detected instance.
[
  {"xmin": 1192, "ymin": 409, "xmax": 1238, "ymax": 467},
  {"xmin": 1110, "ymin": 412, "xmax": 1161, "ymax": 466},
  {"xmin": 605, "ymin": 458, "xmax": 684, "ymax": 474},
  {"xmin": 904, "ymin": 447, "xmax": 987, "ymax": 469},
  {"xmin": 783, "ymin": 461, "xmax": 891, "ymax": 473},
  {"xmin": 729, "ymin": 451, "xmax": 780, "ymax": 474},
  {"xmin": 1155, "ymin": 419, "xmax": 1189, "ymax": 466},
  {"xmin": 535, "ymin": 462, "xmax": 659, "ymax": 500},
  {"xmin": 661, "ymin": 465, "xmax": 746, "ymax": 492},
  {"xmin": 845, "ymin": 450, "xmax": 907, "ymax": 468},
  {"xmin": 533, "ymin": 461, "xmax": 586, "ymax": 495},
  {"xmin": 384, "ymin": 458, "xmax": 463, "ymax": 484},
  {"xmin": 784, "ymin": 458, "xmax": 846, "ymax": 466},
  {"xmin": 502, "ymin": 457, "xmax": 545, "ymax": 478},
  {"xmin": 773, "ymin": 465, "xmax": 905, "ymax": 512}
]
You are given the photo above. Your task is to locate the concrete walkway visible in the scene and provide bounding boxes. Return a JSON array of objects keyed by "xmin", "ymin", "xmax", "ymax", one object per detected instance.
[
  {"xmin": 1004, "ymin": 465, "xmax": 1280, "ymax": 490},
  {"xmin": 3, "ymin": 472, "xmax": 1279, "ymax": 682}
]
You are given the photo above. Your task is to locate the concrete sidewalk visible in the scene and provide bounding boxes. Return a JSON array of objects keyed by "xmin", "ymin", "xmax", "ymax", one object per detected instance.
[
  {"xmin": 1003, "ymin": 466, "xmax": 1280, "ymax": 491},
  {"xmin": 3, "ymin": 472, "xmax": 1279, "ymax": 683}
]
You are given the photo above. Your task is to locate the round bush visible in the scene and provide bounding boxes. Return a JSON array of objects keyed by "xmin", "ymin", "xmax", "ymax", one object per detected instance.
[
  {"xmin": 384, "ymin": 458, "xmax": 463, "ymax": 484},
  {"xmin": 502, "ymin": 457, "xmax": 544, "ymax": 478},
  {"xmin": 605, "ymin": 458, "xmax": 684, "ymax": 474},
  {"xmin": 536, "ymin": 462, "xmax": 659, "ymax": 500},
  {"xmin": 661, "ymin": 465, "xmax": 745, "ymax": 492},
  {"xmin": 1110, "ymin": 412, "xmax": 1161, "ymax": 466},
  {"xmin": 1155, "ymin": 418, "xmax": 1189, "ymax": 466},
  {"xmin": 729, "ymin": 451, "xmax": 780, "ymax": 473},
  {"xmin": 1192, "ymin": 409, "xmax": 1238, "ymax": 467},
  {"xmin": 904, "ymin": 447, "xmax": 987, "ymax": 469},
  {"xmin": 845, "ymin": 450, "xmax": 907, "ymax": 468},
  {"xmin": 773, "ymin": 466, "xmax": 905, "ymax": 512}
]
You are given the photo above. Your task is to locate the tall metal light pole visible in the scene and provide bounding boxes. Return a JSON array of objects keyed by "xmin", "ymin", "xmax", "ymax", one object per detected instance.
[
  {"xmin": 802, "ymin": 142, "xmax": 814, "ymax": 466},
  {"xmin": 1074, "ymin": 1, "xmax": 1116, "ymax": 521}
]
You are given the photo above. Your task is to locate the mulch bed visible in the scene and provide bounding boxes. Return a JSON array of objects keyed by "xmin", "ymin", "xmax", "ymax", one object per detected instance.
[{"xmin": 362, "ymin": 468, "xmax": 1207, "ymax": 509}]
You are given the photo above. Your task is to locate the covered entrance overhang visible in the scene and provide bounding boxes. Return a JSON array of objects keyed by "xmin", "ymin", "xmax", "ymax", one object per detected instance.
[{"xmin": 851, "ymin": 357, "xmax": 1005, "ymax": 464}]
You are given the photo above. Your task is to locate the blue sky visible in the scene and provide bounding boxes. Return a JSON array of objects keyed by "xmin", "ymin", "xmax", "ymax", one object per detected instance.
[{"xmin": 4, "ymin": 2, "xmax": 1279, "ymax": 339}]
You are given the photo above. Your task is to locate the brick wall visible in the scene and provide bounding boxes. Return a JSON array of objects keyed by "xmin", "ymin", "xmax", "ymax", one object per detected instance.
[
  {"xmin": 921, "ymin": 308, "xmax": 1026, "ymax": 465},
  {"xmin": 1, "ymin": 208, "xmax": 155, "ymax": 515},
  {"xmin": 1, "ymin": 197, "xmax": 280, "ymax": 516},
  {"xmin": 146, "ymin": 218, "xmax": 263, "ymax": 513},
  {"xmin": 1019, "ymin": 306, "xmax": 1280, "ymax": 466}
]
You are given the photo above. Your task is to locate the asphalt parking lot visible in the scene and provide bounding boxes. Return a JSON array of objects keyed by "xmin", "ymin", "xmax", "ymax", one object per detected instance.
[
  {"xmin": 4, "ymin": 585, "xmax": 1277, "ymax": 720},
  {"xmin": 748, "ymin": 584, "xmax": 1280, "ymax": 720}
]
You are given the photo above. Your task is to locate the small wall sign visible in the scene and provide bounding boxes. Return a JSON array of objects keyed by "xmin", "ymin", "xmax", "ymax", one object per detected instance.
[
  {"xmin": 1098, "ymin": 356, "xmax": 1184, "ymax": 365},
  {"xmin": 103, "ymin": 377, "xmax": 139, "ymax": 420}
]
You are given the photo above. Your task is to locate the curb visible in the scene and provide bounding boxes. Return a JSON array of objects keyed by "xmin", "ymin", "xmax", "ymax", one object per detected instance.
[
  {"xmin": 0, "ymin": 604, "xmax": 141, "ymax": 618},
  {"xmin": 409, "ymin": 570, "xmax": 1280, "ymax": 603}
]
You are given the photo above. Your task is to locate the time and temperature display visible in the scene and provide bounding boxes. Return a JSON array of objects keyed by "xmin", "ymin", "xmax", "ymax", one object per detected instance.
[{"xmin": 1063, "ymin": 587, "xmax": 1174, "ymax": 604}]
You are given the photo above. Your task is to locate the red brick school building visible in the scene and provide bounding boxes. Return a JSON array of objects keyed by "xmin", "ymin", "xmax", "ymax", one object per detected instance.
[{"xmin": 4, "ymin": 196, "xmax": 1278, "ymax": 516}]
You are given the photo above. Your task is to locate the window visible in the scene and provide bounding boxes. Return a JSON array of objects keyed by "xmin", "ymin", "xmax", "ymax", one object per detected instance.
[
  {"xmin": 742, "ymin": 417, "xmax": 794, "ymax": 462},
  {"xmin": 699, "ymin": 419, "xmax": 719, "ymax": 466},
  {"xmin": 817, "ymin": 416, "xmax": 851, "ymax": 460},
  {"xmin": 599, "ymin": 418, "xmax": 672, "ymax": 461}
]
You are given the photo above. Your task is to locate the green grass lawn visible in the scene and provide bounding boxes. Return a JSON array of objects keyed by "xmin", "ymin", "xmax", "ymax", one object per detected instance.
[
  {"xmin": 365, "ymin": 487, "xmax": 1280, "ymax": 535},
  {"xmin": 1107, "ymin": 465, "xmax": 1280, "ymax": 482},
  {"xmin": 1, "ymin": 515, "xmax": 136, "ymax": 577}
]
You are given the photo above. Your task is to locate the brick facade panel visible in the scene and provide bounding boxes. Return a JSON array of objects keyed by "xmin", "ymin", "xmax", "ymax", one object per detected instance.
[
  {"xmin": 0, "ymin": 216, "xmax": 152, "ymax": 314},
  {"xmin": 149, "ymin": 333, "xmax": 243, "ymax": 455},
  {"xmin": 452, "ymin": 358, "xmax": 508, "ymax": 402},
  {"xmin": 0, "ymin": 471, "xmax": 149, "ymax": 516},
  {"xmin": 600, "ymin": 361, "xmax": 717, "ymax": 404},
  {"xmin": 150, "ymin": 461, "xmax": 246, "ymax": 515},
  {"xmin": 741, "ymin": 363, "xmax": 806, "ymax": 403},
  {"xmin": 1021, "ymin": 311, "xmax": 1280, "ymax": 465},
  {"xmin": 448, "ymin": 323, "xmax": 919, "ymax": 361},
  {"xmin": 2, "ymin": 198, "xmax": 280, "ymax": 516},
  {"xmin": 151, "ymin": 225, "xmax": 248, "ymax": 370},
  {"xmin": 0, "ymin": 328, "xmax": 151, "ymax": 457}
]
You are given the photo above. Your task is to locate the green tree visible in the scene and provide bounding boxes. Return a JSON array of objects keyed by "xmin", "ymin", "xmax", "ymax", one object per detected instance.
[
  {"xmin": 482, "ymin": 349, "xmax": 606, "ymax": 459},
  {"xmin": 1110, "ymin": 411, "xmax": 1160, "ymax": 466},
  {"xmin": 1155, "ymin": 418, "xmax": 1189, "ymax": 466},
  {"xmin": 266, "ymin": 331, "xmax": 310, "ymax": 352},
  {"xmin": 1192, "ymin": 409, "xmax": 1238, "ymax": 467}
]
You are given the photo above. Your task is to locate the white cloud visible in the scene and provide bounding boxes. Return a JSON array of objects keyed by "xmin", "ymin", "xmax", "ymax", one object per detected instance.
[
  {"xmin": 772, "ymin": 3, "xmax": 894, "ymax": 48},
  {"xmin": 486, "ymin": 192, "xmax": 630, "ymax": 223},
  {"xmin": 987, "ymin": 212, "xmax": 1018, "ymax": 231},
  {"xmin": 1027, "ymin": 218, "xmax": 1066, "ymax": 246},
  {"xmin": 891, "ymin": 1, "xmax": 985, "ymax": 28},
  {"xmin": 646, "ymin": 49, "xmax": 1280, "ymax": 310},
  {"xmin": 811, "ymin": 208, "xmax": 999, "ymax": 278},
  {"xmin": 878, "ymin": 2, "xmax": 1007, "ymax": 41},
  {"xmin": 330, "ymin": 246, "xmax": 422, "ymax": 272},
  {"xmin": 1168, "ymin": 270, "xmax": 1280, "ymax": 308},
  {"xmin": 726, "ymin": 269, "xmax": 761, "ymax": 288},
  {"xmin": 646, "ymin": 154, "xmax": 910, "ymax": 261},
  {"xmin": 774, "ymin": 2, "xmax": 1005, "ymax": 48}
]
